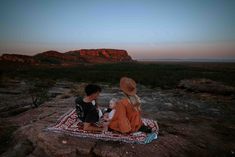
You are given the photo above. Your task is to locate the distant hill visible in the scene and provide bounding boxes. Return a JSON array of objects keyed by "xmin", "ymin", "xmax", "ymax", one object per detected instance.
[{"xmin": 0, "ymin": 49, "xmax": 133, "ymax": 65}]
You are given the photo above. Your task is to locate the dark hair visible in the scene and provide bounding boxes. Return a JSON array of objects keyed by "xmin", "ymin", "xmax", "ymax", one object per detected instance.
[{"xmin": 85, "ymin": 84, "xmax": 101, "ymax": 96}]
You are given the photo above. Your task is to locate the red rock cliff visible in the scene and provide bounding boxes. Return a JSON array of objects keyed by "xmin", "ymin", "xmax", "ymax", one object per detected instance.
[
  {"xmin": 66, "ymin": 49, "xmax": 132, "ymax": 63},
  {"xmin": 0, "ymin": 49, "xmax": 133, "ymax": 65},
  {"xmin": 0, "ymin": 54, "xmax": 37, "ymax": 64}
]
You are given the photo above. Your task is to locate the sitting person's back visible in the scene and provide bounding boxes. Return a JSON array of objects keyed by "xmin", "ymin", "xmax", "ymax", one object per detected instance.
[
  {"xmin": 75, "ymin": 84, "xmax": 104, "ymax": 132},
  {"xmin": 109, "ymin": 96, "xmax": 142, "ymax": 133},
  {"xmin": 109, "ymin": 77, "xmax": 143, "ymax": 133},
  {"xmin": 75, "ymin": 97, "xmax": 99, "ymax": 123}
]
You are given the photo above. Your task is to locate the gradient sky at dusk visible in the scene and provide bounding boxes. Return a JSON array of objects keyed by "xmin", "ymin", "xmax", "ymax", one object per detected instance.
[{"xmin": 0, "ymin": 0, "xmax": 235, "ymax": 59}]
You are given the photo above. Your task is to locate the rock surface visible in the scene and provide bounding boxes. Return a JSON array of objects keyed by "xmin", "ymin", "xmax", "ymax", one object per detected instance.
[
  {"xmin": 178, "ymin": 79, "xmax": 235, "ymax": 95},
  {"xmin": 0, "ymin": 80, "xmax": 235, "ymax": 157},
  {"xmin": 0, "ymin": 49, "xmax": 133, "ymax": 65},
  {"xmin": 0, "ymin": 54, "xmax": 38, "ymax": 64}
]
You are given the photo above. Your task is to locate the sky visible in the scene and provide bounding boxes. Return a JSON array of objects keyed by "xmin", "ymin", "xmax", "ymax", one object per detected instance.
[{"xmin": 0, "ymin": 0, "xmax": 235, "ymax": 59}]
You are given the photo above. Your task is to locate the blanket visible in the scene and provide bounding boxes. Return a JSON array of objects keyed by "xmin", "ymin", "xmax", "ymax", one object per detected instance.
[{"xmin": 46, "ymin": 109, "xmax": 159, "ymax": 144}]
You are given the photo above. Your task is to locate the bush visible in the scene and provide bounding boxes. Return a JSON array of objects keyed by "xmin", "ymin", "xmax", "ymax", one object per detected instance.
[
  {"xmin": 1, "ymin": 62, "xmax": 235, "ymax": 89},
  {"xmin": 25, "ymin": 79, "xmax": 55, "ymax": 107}
]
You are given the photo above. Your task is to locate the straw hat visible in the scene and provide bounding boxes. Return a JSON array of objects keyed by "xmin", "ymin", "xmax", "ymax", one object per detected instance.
[{"xmin": 120, "ymin": 77, "xmax": 137, "ymax": 96}]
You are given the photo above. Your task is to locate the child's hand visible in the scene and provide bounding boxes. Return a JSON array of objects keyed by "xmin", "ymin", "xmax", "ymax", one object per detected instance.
[
  {"xmin": 102, "ymin": 113, "xmax": 109, "ymax": 121},
  {"xmin": 103, "ymin": 116, "xmax": 109, "ymax": 121}
]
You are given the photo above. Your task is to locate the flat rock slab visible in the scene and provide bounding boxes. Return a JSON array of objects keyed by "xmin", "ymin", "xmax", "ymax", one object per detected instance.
[
  {"xmin": 1, "ymin": 82, "xmax": 235, "ymax": 157},
  {"xmin": 178, "ymin": 79, "xmax": 235, "ymax": 95}
]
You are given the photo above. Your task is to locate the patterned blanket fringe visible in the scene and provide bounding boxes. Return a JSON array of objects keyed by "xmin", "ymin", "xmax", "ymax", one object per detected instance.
[{"xmin": 45, "ymin": 109, "xmax": 159, "ymax": 144}]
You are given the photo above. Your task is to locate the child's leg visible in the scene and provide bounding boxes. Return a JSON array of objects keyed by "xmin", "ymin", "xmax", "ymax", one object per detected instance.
[{"xmin": 103, "ymin": 121, "xmax": 109, "ymax": 132}]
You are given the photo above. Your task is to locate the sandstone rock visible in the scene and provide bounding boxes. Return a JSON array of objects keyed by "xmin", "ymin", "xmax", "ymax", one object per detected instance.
[
  {"xmin": 1, "ymin": 81, "xmax": 234, "ymax": 157},
  {"xmin": 178, "ymin": 79, "xmax": 235, "ymax": 95},
  {"xmin": 34, "ymin": 50, "xmax": 80, "ymax": 64},
  {"xmin": 1, "ymin": 139, "xmax": 34, "ymax": 157},
  {"xmin": 0, "ymin": 54, "xmax": 37, "ymax": 64},
  {"xmin": 0, "ymin": 49, "xmax": 133, "ymax": 65},
  {"xmin": 93, "ymin": 144, "xmax": 123, "ymax": 157},
  {"xmin": 66, "ymin": 49, "xmax": 133, "ymax": 63}
]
